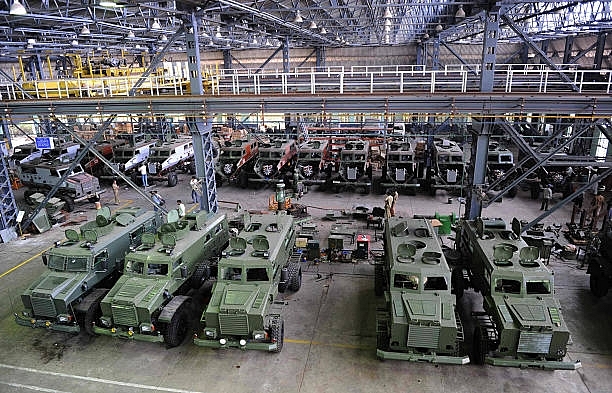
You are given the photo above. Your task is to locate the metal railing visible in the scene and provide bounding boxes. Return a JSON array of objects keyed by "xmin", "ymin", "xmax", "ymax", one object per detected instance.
[{"xmin": 1, "ymin": 64, "xmax": 611, "ymax": 100}]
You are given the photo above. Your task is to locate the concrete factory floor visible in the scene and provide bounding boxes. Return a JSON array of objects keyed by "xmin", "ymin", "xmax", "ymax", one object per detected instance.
[{"xmin": 0, "ymin": 173, "xmax": 610, "ymax": 393}]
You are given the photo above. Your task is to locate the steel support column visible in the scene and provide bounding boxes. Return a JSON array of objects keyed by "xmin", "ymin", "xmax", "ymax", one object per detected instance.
[
  {"xmin": 316, "ymin": 46, "xmax": 325, "ymax": 70},
  {"xmin": 563, "ymin": 36, "xmax": 574, "ymax": 65},
  {"xmin": 283, "ymin": 38, "xmax": 290, "ymax": 72},
  {"xmin": 185, "ymin": 13, "xmax": 218, "ymax": 213},
  {"xmin": 479, "ymin": 10, "xmax": 499, "ymax": 92},
  {"xmin": 0, "ymin": 131, "xmax": 18, "ymax": 242},
  {"xmin": 223, "ymin": 49, "xmax": 232, "ymax": 70},
  {"xmin": 594, "ymin": 32, "xmax": 607, "ymax": 69},
  {"xmin": 466, "ymin": 118, "xmax": 491, "ymax": 219},
  {"xmin": 432, "ymin": 38, "xmax": 440, "ymax": 71}
]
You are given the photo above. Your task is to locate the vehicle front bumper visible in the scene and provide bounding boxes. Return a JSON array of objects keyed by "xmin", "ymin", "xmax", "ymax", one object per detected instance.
[
  {"xmin": 14, "ymin": 313, "xmax": 80, "ymax": 333},
  {"xmin": 376, "ymin": 349, "xmax": 470, "ymax": 365},
  {"xmin": 193, "ymin": 336, "xmax": 279, "ymax": 352},
  {"xmin": 486, "ymin": 356, "xmax": 582, "ymax": 370},
  {"xmin": 93, "ymin": 325, "xmax": 164, "ymax": 343}
]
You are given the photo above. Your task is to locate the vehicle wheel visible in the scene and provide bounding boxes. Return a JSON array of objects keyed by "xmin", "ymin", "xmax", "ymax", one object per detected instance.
[
  {"xmin": 164, "ymin": 303, "xmax": 190, "ymax": 348},
  {"xmin": 374, "ymin": 264, "xmax": 384, "ymax": 296},
  {"xmin": 167, "ymin": 173, "xmax": 178, "ymax": 187},
  {"xmin": 508, "ymin": 186, "xmax": 518, "ymax": 198},
  {"xmin": 471, "ymin": 326, "xmax": 488, "ymax": 365},
  {"xmin": 60, "ymin": 195, "xmax": 75, "ymax": 212},
  {"xmin": 191, "ymin": 263, "xmax": 211, "ymax": 289},
  {"xmin": 590, "ymin": 271, "xmax": 609, "ymax": 298},
  {"xmin": 452, "ymin": 268, "xmax": 464, "ymax": 300},
  {"xmin": 377, "ymin": 328, "xmax": 389, "ymax": 352},
  {"xmin": 239, "ymin": 171, "xmax": 249, "ymax": 189},
  {"xmin": 288, "ymin": 268, "xmax": 302, "ymax": 292},
  {"xmin": 83, "ymin": 297, "xmax": 104, "ymax": 336},
  {"xmin": 270, "ymin": 318, "xmax": 284, "ymax": 353}
]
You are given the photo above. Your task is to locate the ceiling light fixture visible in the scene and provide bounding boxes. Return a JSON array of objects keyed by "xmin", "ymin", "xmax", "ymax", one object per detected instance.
[
  {"xmin": 320, "ymin": 27, "xmax": 327, "ymax": 34},
  {"xmin": 127, "ymin": 30, "xmax": 135, "ymax": 39},
  {"xmin": 151, "ymin": 19, "xmax": 161, "ymax": 30},
  {"xmin": 71, "ymin": 39, "xmax": 79, "ymax": 46},
  {"xmin": 27, "ymin": 38, "xmax": 36, "ymax": 44},
  {"xmin": 80, "ymin": 25, "xmax": 91, "ymax": 36},
  {"xmin": 293, "ymin": 11, "xmax": 303, "ymax": 23},
  {"xmin": 435, "ymin": 24, "xmax": 443, "ymax": 33},
  {"xmin": 160, "ymin": 34, "xmax": 168, "ymax": 42},
  {"xmin": 383, "ymin": 7, "xmax": 392, "ymax": 19},
  {"xmin": 98, "ymin": 0, "xmax": 123, "ymax": 8},
  {"xmin": 215, "ymin": 26, "xmax": 222, "ymax": 38},
  {"xmin": 309, "ymin": 20, "xmax": 317, "ymax": 29},
  {"xmin": 9, "ymin": 0, "xmax": 27, "ymax": 15},
  {"xmin": 455, "ymin": 5, "xmax": 466, "ymax": 21}
]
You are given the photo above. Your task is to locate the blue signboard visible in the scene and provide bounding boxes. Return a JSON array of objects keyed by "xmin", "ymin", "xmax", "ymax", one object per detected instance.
[{"xmin": 35, "ymin": 137, "xmax": 54, "ymax": 149}]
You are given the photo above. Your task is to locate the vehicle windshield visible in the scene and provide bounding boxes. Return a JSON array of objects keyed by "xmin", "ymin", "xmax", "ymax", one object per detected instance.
[
  {"xmin": 125, "ymin": 260, "xmax": 145, "ymax": 274},
  {"xmin": 394, "ymin": 273, "xmax": 419, "ymax": 290},
  {"xmin": 222, "ymin": 266, "xmax": 243, "ymax": 281},
  {"xmin": 526, "ymin": 280, "xmax": 552, "ymax": 295},
  {"xmin": 66, "ymin": 257, "xmax": 89, "ymax": 272},
  {"xmin": 47, "ymin": 255, "xmax": 66, "ymax": 270},
  {"xmin": 246, "ymin": 267, "xmax": 269, "ymax": 282},
  {"xmin": 424, "ymin": 276, "xmax": 448, "ymax": 290},
  {"xmin": 494, "ymin": 278, "xmax": 522, "ymax": 294},
  {"xmin": 147, "ymin": 263, "xmax": 169, "ymax": 276}
]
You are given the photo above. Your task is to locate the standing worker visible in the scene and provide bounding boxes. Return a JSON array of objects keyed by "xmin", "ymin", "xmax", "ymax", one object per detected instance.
[
  {"xmin": 139, "ymin": 162, "xmax": 149, "ymax": 187},
  {"xmin": 541, "ymin": 184, "xmax": 552, "ymax": 211},
  {"xmin": 391, "ymin": 188, "xmax": 399, "ymax": 217},
  {"xmin": 150, "ymin": 190, "xmax": 164, "ymax": 211},
  {"xmin": 384, "ymin": 190, "xmax": 394, "ymax": 219},
  {"xmin": 176, "ymin": 200, "xmax": 186, "ymax": 218},
  {"xmin": 591, "ymin": 192, "xmax": 606, "ymax": 229},
  {"xmin": 189, "ymin": 176, "xmax": 202, "ymax": 204},
  {"xmin": 112, "ymin": 177, "xmax": 120, "ymax": 205}
]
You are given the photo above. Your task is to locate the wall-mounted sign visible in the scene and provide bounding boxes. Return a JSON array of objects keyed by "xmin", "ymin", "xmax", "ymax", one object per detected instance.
[{"xmin": 35, "ymin": 137, "xmax": 54, "ymax": 150}]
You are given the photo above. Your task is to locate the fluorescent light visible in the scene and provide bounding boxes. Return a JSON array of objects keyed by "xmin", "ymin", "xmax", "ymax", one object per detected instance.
[
  {"xmin": 27, "ymin": 38, "xmax": 36, "ymax": 44},
  {"xmin": 98, "ymin": 0, "xmax": 124, "ymax": 8},
  {"xmin": 293, "ymin": 11, "xmax": 303, "ymax": 23},
  {"xmin": 10, "ymin": 0, "xmax": 27, "ymax": 15}
]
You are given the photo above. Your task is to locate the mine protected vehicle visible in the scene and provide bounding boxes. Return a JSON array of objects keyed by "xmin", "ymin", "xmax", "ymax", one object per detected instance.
[
  {"xmin": 92, "ymin": 210, "xmax": 229, "ymax": 347},
  {"xmin": 380, "ymin": 139, "xmax": 416, "ymax": 193},
  {"xmin": 487, "ymin": 143, "xmax": 518, "ymax": 198},
  {"xmin": 330, "ymin": 139, "xmax": 371, "ymax": 193},
  {"xmin": 18, "ymin": 158, "xmax": 103, "ymax": 212},
  {"xmin": 431, "ymin": 138, "xmax": 466, "ymax": 195},
  {"xmin": 15, "ymin": 207, "xmax": 161, "ymax": 334},
  {"xmin": 252, "ymin": 138, "xmax": 297, "ymax": 184},
  {"xmin": 453, "ymin": 217, "xmax": 580, "ymax": 369},
  {"xmin": 375, "ymin": 217, "xmax": 469, "ymax": 364},
  {"xmin": 194, "ymin": 212, "xmax": 300, "ymax": 352},
  {"xmin": 295, "ymin": 138, "xmax": 331, "ymax": 185},
  {"xmin": 147, "ymin": 137, "xmax": 195, "ymax": 187},
  {"xmin": 216, "ymin": 138, "xmax": 259, "ymax": 187}
]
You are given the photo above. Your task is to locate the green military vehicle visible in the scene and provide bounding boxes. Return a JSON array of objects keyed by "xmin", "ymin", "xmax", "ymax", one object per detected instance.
[
  {"xmin": 453, "ymin": 217, "xmax": 580, "ymax": 369},
  {"xmin": 15, "ymin": 207, "xmax": 161, "ymax": 334},
  {"xmin": 375, "ymin": 217, "xmax": 469, "ymax": 364},
  {"xmin": 194, "ymin": 212, "xmax": 300, "ymax": 352},
  {"xmin": 91, "ymin": 210, "xmax": 229, "ymax": 347}
]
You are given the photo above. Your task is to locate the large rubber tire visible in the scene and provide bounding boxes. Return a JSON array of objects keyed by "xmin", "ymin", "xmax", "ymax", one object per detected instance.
[
  {"xmin": 167, "ymin": 173, "xmax": 178, "ymax": 187},
  {"xmin": 452, "ymin": 268, "xmax": 464, "ymax": 300},
  {"xmin": 60, "ymin": 195, "xmax": 75, "ymax": 212},
  {"xmin": 239, "ymin": 171, "xmax": 249, "ymax": 189},
  {"xmin": 164, "ymin": 303, "xmax": 190, "ymax": 348},
  {"xmin": 288, "ymin": 268, "xmax": 302, "ymax": 292},
  {"xmin": 374, "ymin": 264, "xmax": 384, "ymax": 296},
  {"xmin": 590, "ymin": 271, "xmax": 610, "ymax": 298},
  {"xmin": 191, "ymin": 263, "xmax": 211, "ymax": 289},
  {"xmin": 270, "ymin": 318, "xmax": 284, "ymax": 353},
  {"xmin": 471, "ymin": 326, "xmax": 488, "ymax": 365},
  {"xmin": 83, "ymin": 296, "xmax": 104, "ymax": 336}
]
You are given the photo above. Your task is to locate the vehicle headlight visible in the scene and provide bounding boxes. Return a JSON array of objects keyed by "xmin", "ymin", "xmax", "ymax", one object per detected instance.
[
  {"xmin": 22, "ymin": 310, "xmax": 32, "ymax": 317},
  {"xmin": 140, "ymin": 323, "xmax": 155, "ymax": 333},
  {"xmin": 57, "ymin": 314, "xmax": 71, "ymax": 323},
  {"xmin": 100, "ymin": 317, "xmax": 112, "ymax": 327},
  {"xmin": 219, "ymin": 338, "xmax": 227, "ymax": 345},
  {"xmin": 204, "ymin": 328, "xmax": 216, "ymax": 338},
  {"xmin": 253, "ymin": 331, "xmax": 266, "ymax": 340},
  {"xmin": 239, "ymin": 339, "xmax": 247, "ymax": 346}
]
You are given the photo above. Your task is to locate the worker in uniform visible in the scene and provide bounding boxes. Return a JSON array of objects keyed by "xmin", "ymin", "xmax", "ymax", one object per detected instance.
[
  {"xmin": 384, "ymin": 190, "xmax": 394, "ymax": 219},
  {"xmin": 540, "ymin": 184, "xmax": 552, "ymax": 211},
  {"xmin": 112, "ymin": 177, "xmax": 120, "ymax": 205},
  {"xmin": 189, "ymin": 176, "xmax": 202, "ymax": 204},
  {"xmin": 139, "ymin": 162, "xmax": 149, "ymax": 187},
  {"xmin": 176, "ymin": 200, "xmax": 186, "ymax": 218},
  {"xmin": 391, "ymin": 188, "xmax": 399, "ymax": 217}
]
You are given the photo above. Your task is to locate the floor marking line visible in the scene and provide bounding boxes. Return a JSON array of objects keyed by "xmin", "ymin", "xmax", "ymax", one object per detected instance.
[
  {"xmin": 0, "ymin": 248, "xmax": 51, "ymax": 279},
  {"xmin": 285, "ymin": 338, "xmax": 370, "ymax": 350},
  {"xmin": 0, "ymin": 364, "xmax": 204, "ymax": 393},
  {"xmin": 0, "ymin": 380, "xmax": 72, "ymax": 393}
]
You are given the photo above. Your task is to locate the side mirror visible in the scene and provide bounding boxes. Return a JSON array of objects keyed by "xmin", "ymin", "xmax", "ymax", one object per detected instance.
[{"xmin": 180, "ymin": 265, "xmax": 188, "ymax": 278}]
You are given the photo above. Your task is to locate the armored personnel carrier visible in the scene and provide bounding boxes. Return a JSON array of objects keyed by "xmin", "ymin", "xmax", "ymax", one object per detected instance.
[
  {"xmin": 453, "ymin": 218, "xmax": 580, "ymax": 369},
  {"xmin": 194, "ymin": 212, "xmax": 300, "ymax": 352},
  {"xmin": 331, "ymin": 139, "xmax": 371, "ymax": 193},
  {"xmin": 92, "ymin": 210, "xmax": 229, "ymax": 347},
  {"xmin": 18, "ymin": 158, "xmax": 103, "ymax": 212},
  {"xmin": 216, "ymin": 138, "xmax": 259, "ymax": 187},
  {"xmin": 375, "ymin": 217, "xmax": 469, "ymax": 364},
  {"xmin": 586, "ymin": 222, "xmax": 612, "ymax": 297},
  {"xmin": 147, "ymin": 137, "xmax": 195, "ymax": 186},
  {"xmin": 380, "ymin": 139, "xmax": 416, "ymax": 193},
  {"xmin": 15, "ymin": 207, "xmax": 161, "ymax": 334},
  {"xmin": 431, "ymin": 138, "xmax": 466, "ymax": 195},
  {"xmin": 252, "ymin": 139, "xmax": 297, "ymax": 184},
  {"xmin": 295, "ymin": 138, "xmax": 331, "ymax": 185}
]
